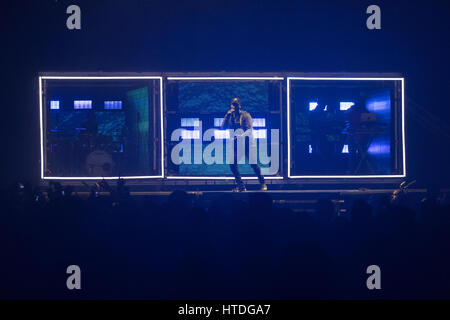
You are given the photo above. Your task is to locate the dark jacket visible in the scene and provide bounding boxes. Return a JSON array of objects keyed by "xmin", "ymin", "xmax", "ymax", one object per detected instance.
[{"xmin": 221, "ymin": 110, "xmax": 253, "ymax": 131}]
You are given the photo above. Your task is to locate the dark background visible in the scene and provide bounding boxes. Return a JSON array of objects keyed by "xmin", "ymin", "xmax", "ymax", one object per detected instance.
[{"xmin": 1, "ymin": 0, "xmax": 449, "ymax": 188}]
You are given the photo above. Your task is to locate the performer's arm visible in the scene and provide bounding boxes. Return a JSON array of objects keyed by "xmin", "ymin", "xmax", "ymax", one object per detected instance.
[
  {"xmin": 221, "ymin": 110, "xmax": 233, "ymax": 129},
  {"xmin": 239, "ymin": 112, "xmax": 253, "ymax": 137},
  {"xmin": 243, "ymin": 112, "xmax": 253, "ymax": 130}
]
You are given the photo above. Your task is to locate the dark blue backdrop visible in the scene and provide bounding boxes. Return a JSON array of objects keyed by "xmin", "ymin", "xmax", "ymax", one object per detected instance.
[{"xmin": 1, "ymin": 0, "xmax": 449, "ymax": 187}]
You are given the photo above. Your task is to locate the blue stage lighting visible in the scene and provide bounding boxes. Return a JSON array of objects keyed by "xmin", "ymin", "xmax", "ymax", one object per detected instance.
[
  {"xmin": 309, "ymin": 102, "xmax": 318, "ymax": 111},
  {"xmin": 340, "ymin": 102, "xmax": 354, "ymax": 111},
  {"xmin": 252, "ymin": 118, "xmax": 266, "ymax": 127},
  {"xmin": 181, "ymin": 118, "xmax": 200, "ymax": 127},
  {"xmin": 253, "ymin": 129, "xmax": 267, "ymax": 139},
  {"xmin": 367, "ymin": 95, "xmax": 390, "ymax": 113},
  {"xmin": 214, "ymin": 118, "xmax": 223, "ymax": 127},
  {"xmin": 74, "ymin": 100, "xmax": 92, "ymax": 109},
  {"xmin": 308, "ymin": 144, "xmax": 313, "ymax": 153},
  {"xmin": 50, "ymin": 100, "xmax": 60, "ymax": 110},
  {"xmin": 368, "ymin": 141, "xmax": 390, "ymax": 155},
  {"xmin": 342, "ymin": 144, "xmax": 349, "ymax": 153},
  {"xmin": 181, "ymin": 129, "xmax": 200, "ymax": 140},
  {"xmin": 214, "ymin": 130, "xmax": 230, "ymax": 139},
  {"xmin": 215, "ymin": 117, "xmax": 265, "ymax": 127},
  {"xmin": 104, "ymin": 101, "xmax": 122, "ymax": 110}
]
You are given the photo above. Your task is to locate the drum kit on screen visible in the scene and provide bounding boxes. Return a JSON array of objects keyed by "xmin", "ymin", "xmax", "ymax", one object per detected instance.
[{"xmin": 48, "ymin": 130, "xmax": 123, "ymax": 177}]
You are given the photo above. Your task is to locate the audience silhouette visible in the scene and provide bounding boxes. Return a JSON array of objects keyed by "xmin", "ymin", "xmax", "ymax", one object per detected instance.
[{"xmin": 1, "ymin": 180, "xmax": 449, "ymax": 299}]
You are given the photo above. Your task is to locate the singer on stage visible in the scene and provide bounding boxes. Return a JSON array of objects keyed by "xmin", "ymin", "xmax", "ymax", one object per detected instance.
[{"xmin": 221, "ymin": 97, "xmax": 267, "ymax": 192}]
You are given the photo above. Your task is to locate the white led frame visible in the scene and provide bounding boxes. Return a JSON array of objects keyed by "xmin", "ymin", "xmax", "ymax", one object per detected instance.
[
  {"xmin": 166, "ymin": 76, "xmax": 284, "ymax": 180},
  {"xmin": 167, "ymin": 176, "xmax": 284, "ymax": 180},
  {"xmin": 167, "ymin": 76, "xmax": 284, "ymax": 81},
  {"xmin": 286, "ymin": 77, "xmax": 406, "ymax": 179},
  {"xmin": 39, "ymin": 75, "xmax": 164, "ymax": 180}
]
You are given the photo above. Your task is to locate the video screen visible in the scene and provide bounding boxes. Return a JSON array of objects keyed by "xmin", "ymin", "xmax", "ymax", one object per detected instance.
[
  {"xmin": 288, "ymin": 78, "xmax": 404, "ymax": 176},
  {"xmin": 43, "ymin": 78, "xmax": 163, "ymax": 178},
  {"xmin": 166, "ymin": 80, "xmax": 282, "ymax": 177}
]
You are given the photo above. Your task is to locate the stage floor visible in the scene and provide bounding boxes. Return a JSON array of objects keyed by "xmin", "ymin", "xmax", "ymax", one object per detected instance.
[
  {"xmin": 44, "ymin": 184, "xmax": 424, "ymax": 195},
  {"xmin": 101, "ymin": 188, "xmax": 427, "ymax": 196},
  {"xmin": 51, "ymin": 188, "xmax": 428, "ymax": 211},
  {"xmin": 38, "ymin": 179, "xmax": 438, "ymax": 214}
]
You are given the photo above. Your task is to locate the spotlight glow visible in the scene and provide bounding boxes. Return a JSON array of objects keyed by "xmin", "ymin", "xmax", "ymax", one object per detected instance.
[
  {"xmin": 309, "ymin": 102, "xmax": 318, "ymax": 111},
  {"xmin": 342, "ymin": 144, "xmax": 349, "ymax": 153},
  {"xmin": 214, "ymin": 118, "xmax": 223, "ymax": 127},
  {"xmin": 253, "ymin": 129, "xmax": 267, "ymax": 139},
  {"xmin": 252, "ymin": 118, "xmax": 266, "ymax": 127},
  {"xmin": 181, "ymin": 129, "xmax": 200, "ymax": 140},
  {"xmin": 214, "ymin": 130, "xmax": 230, "ymax": 139},
  {"xmin": 50, "ymin": 100, "xmax": 60, "ymax": 110},
  {"xmin": 74, "ymin": 100, "xmax": 92, "ymax": 109},
  {"xmin": 340, "ymin": 102, "xmax": 354, "ymax": 111},
  {"xmin": 104, "ymin": 101, "xmax": 122, "ymax": 110}
]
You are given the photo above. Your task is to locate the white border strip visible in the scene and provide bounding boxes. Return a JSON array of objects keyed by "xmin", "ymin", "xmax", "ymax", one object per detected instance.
[
  {"xmin": 401, "ymin": 78, "xmax": 406, "ymax": 176},
  {"xmin": 39, "ymin": 77, "xmax": 44, "ymax": 179},
  {"xmin": 287, "ymin": 78, "xmax": 291, "ymax": 179},
  {"xmin": 39, "ymin": 76, "xmax": 164, "ymax": 180},
  {"xmin": 287, "ymin": 76, "xmax": 406, "ymax": 179},
  {"xmin": 159, "ymin": 77, "xmax": 164, "ymax": 178},
  {"xmin": 167, "ymin": 77, "xmax": 284, "ymax": 81},
  {"xmin": 41, "ymin": 76, "xmax": 161, "ymax": 80},
  {"xmin": 288, "ymin": 77, "xmax": 404, "ymax": 81},
  {"xmin": 41, "ymin": 176, "xmax": 164, "ymax": 180},
  {"xmin": 167, "ymin": 176, "xmax": 284, "ymax": 180},
  {"xmin": 166, "ymin": 76, "xmax": 284, "ymax": 180}
]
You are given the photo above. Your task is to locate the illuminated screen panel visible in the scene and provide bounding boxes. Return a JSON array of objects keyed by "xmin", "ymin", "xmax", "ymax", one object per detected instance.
[
  {"xmin": 40, "ymin": 77, "xmax": 163, "ymax": 179},
  {"xmin": 177, "ymin": 81, "xmax": 270, "ymax": 113},
  {"xmin": 287, "ymin": 77, "xmax": 405, "ymax": 178},
  {"xmin": 166, "ymin": 78, "xmax": 283, "ymax": 178}
]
